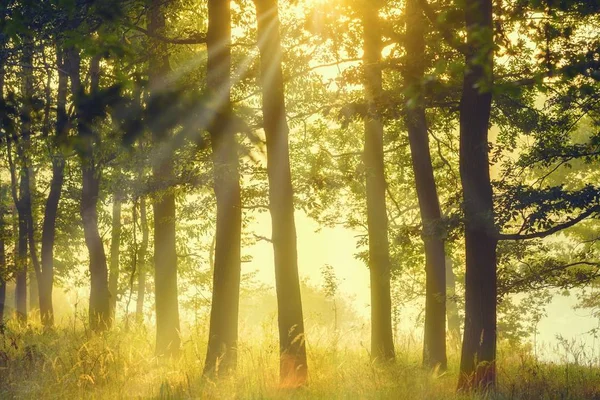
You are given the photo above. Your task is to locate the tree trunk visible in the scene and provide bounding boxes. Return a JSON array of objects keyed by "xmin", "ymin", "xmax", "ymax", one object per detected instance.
[
  {"xmin": 404, "ymin": 0, "xmax": 446, "ymax": 371},
  {"xmin": 204, "ymin": 0, "xmax": 242, "ymax": 377},
  {"xmin": 362, "ymin": 4, "xmax": 395, "ymax": 362},
  {"xmin": 457, "ymin": 0, "xmax": 497, "ymax": 391},
  {"xmin": 148, "ymin": 0, "xmax": 181, "ymax": 356},
  {"xmin": 25, "ymin": 166, "xmax": 40, "ymax": 313},
  {"xmin": 135, "ymin": 195, "xmax": 148, "ymax": 322},
  {"xmin": 65, "ymin": 48, "xmax": 111, "ymax": 331},
  {"xmin": 254, "ymin": 0, "xmax": 308, "ymax": 385},
  {"xmin": 38, "ymin": 44, "xmax": 68, "ymax": 328},
  {"xmin": 108, "ymin": 194, "xmax": 122, "ymax": 320},
  {"xmin": 446, "ymin": 257, "xmax": 461, "ymax": 345}
]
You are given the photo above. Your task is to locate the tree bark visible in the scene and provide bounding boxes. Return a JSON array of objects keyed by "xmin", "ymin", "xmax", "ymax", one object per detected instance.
[
  {"xmin": 204, "ymin": 0, "xmax": 242, "ymax": 377},
  {"xmin": 65, "ymin": 48, "xmax": 111, "ymax": 331},
  {"xmin": 446, "ymin": 257, "xmax": 461, "ymax": 345},
  {"xmin": 38, "ymin": 44, "xmax": 68, "ymax": 328},
  {"xmin": 135, "ymin": 195, "xmax": 148, "ymax": 322},
  {"xmin": 362, "ymin": 3, "xmax": 395, "ymax": 362},
  {"xmin": 457, "ymin": 0, "xmax": 497, "ymax": 391},
  {"xmin": 254, "ymin": 0, "xmax": 308, "ymax": 385},
  {"xmin": 108, "ymin": 193, "xmax": 122, "ymax": 320},
  {"xmin": 404, "ymin": 0, "xmax": 446, "ymax": 371},
  {"xmin": 148, "ymin": 0, "xmax": 181, "ymax": 356}
]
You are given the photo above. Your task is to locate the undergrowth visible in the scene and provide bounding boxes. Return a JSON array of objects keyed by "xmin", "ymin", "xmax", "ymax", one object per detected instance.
[{"xmin": 0, "ymin": 316, "xmax": 599, "ymax": 399}]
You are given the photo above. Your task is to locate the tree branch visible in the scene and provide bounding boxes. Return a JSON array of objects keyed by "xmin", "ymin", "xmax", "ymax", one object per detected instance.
[{"xmin": 498, "ymin": 206, "xmax": 599, "ymax": 241}]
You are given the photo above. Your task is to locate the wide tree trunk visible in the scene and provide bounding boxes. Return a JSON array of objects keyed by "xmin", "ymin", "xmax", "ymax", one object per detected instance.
[
  {"xmin": 254, "ymin": 0, "xmax": 308, "ymax": 385},
  {"xmin": 39, "ymin": 45, "xmax": 68, "ymax": 328},
  {"xmin": 204, "ymin": 0, "xmax": 242, "ymax": 377},
  {"xmin": 362, "ymin": 4, "xmax": 395, "ymax": 362},
  {"xmin": 135, "ymin": 195, "xmax": 148, "ymax": 322},
  {"xmin": 404, "ymin": 0, "xmax": 446, "ymax": 371},
  {"xmin": 148, "ymin": 0, "xmax": 181, "ymax": 356},
  {"xmin": 457, "ymin": 0, "xmax": 497, "ymax": 391},
  {"xmin": 108, "ymin": 193, "xmax": 122, "ymax": 319},
  {"xmin": 446, "ymin": 257, "xmax": 461, "ymax": 345}
]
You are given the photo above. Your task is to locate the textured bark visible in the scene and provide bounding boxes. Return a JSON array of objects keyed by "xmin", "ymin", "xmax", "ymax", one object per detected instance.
[
  {"xmin": 457, "ymin": 0, "xmax": 497, "ymax": 391},
  {"xmin": 204, "ymin": 0, "xmax": 242, "ymax": 377},
  {"xmin": 362, "ymin": 4, "xmax": 395, "ymax": 362},
  {"xmin": 148, "ymin": 0, "xmax": 181, "ymax": 356},
  {"xmin": 446, "ymin": 257, "xmax": 461, "ymax": 344},
  {"xmin": 66, "ymin": 48, "xmax": 111, "ymax": 331},
  {"xmin": 108, "ymin": 194, "xmax": 122, "ymax": 319},
  {"xmin": 135, "ymin": 195, "xmax": 148, "ymax": 322},
  {"xmin": 255, "ymin": 0, "xmax": 308, "ymax": 385},
  {"xmin": 404, "ymin": 0, "xmax": 446, "ymax": 371}
]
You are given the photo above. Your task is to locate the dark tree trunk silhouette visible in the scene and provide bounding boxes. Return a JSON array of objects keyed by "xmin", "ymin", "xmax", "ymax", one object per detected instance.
[
  {"xmin": 38, "ymin": 44, "xmax": 68, "ymax": 328},
  {"xmin": 457, "ymin": 0, "xmax": 497, "ymax": 391},
  {"xmin": 148, "ymin": 0, "xmax": 181, "ymax": 356},
  {"xmin": 25, "ymin": 166, "xmax": 40, "ymax": 313},
  {"xmin": 109, "ymin": 193, "xmax": 122, "ymax": 319},
  {"xmin": 66, "ymin": 48, "xmax": 111, "ymax": 331},
  {"xmin": 135, "ymin": 195, "xmax": 148, "ymax": 322},
  {"xmin": 404, "ymin": 0, "xmax": 446, "ymax": 371},
  {"xmin": 362, "ymin": 4, "xmax": 395, "ymax": 362},
  {"xmin": 204, "ymin": 0, "xmax": 242, "ymax": 377},
  {"xmin": 446, "ymin": 257, "xmax": 461, "ymax": 345},
  {"xmin": 255, "ymin": 0, "xmax": 308, "ymax": 385}
]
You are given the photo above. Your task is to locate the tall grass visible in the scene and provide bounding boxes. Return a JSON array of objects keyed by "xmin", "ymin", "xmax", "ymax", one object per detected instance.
[{"xmin": 0, "ymin": 315, "xmax": 599, "ymax": 399}]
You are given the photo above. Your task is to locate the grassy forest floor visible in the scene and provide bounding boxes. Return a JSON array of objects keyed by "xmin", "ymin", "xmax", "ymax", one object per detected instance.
[{"xmin": 0, "ymin": 318, "xmax": 599, "ymax": 400}]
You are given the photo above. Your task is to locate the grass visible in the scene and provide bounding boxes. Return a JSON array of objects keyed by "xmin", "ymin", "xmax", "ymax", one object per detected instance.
[{"xmin": 0, "ymin": 316, "xmax": 599, "ymax": 399}]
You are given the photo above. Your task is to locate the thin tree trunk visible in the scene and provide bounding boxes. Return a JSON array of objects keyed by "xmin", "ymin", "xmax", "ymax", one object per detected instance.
[
  {"xmin": 25, "ymin": 166, "xmax": 40, "ymax": 313},
  {"xmin": 38, "ymin": 44, "xmax": 68, "ymax": 328},
  {"xmin": 109, "ymin": 193, "xmax": 122, "ymax": 320},
  {"xmin": 65, "ymin": 48, "xmax": 111, "ymax": 331},
  {"xmin": 204, "ymin": 0, "xmax": 242, "ymax": 377},
  {"xmin": 362, "ymin": 4, "xmax": 395, "ymax": 362},
  {"xmin": 446, "ymin": 257, "xmax": 461, "ymax": 345},
  {"xmin": 404, "ymin": 0, "xmax": 446, "ymax": 371},
  {"xmin": 135, "ymin": 195, "xmax": 148, "ymax": 322},
  {"xmin": 457, "ymin": 0, "xmax": 497, "ymax": 391},
  {"xmin": 254, "ymin": 0, "xmax": 308, "ymax": 385},
  {"xmin": 148, "ymin": 0, "xmax": 180, "ymax": 356}
]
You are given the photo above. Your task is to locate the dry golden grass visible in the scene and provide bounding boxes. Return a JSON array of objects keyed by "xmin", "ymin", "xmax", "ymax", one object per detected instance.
[{"xmin": 0, "ymin": 316, "xmax": 599, "ymax": 399}]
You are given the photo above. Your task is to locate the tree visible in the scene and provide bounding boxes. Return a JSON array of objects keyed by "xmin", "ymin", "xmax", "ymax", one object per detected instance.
[
  {"xmin": 38, "ymin": 42, "xmax": 68, "ymax": 328},
  {"xmin": 457, "ymin": 0, "xmax": 497, "ymax": 390},
  {"xmin": 147, "ymin": 0, "xmax": 181, "ymax": 356},
  {"xmin": 204, "ymin": 0, "xmax": 242, "ymax": 377},
  {"xmin": 254, "ymin": 0, "xmax": 308, "ymax": 385},
  {"xmin": 65, "ymin": 47, "xmax": 112, "ymax": 332},
  {"xmin": 361, "ymin": 0, "xmax": 395, "ymax": 362},
  {"xmin": 404, "ymin": 0, "xmax": 447, "ymax": 370},
  {"xmin": 109, "ymin": 192, "xmax": 122, "ymax": 319}
]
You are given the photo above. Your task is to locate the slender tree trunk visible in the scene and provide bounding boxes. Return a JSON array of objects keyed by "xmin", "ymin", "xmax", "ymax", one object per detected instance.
[
  {"xmin": 404, "ymin": 0, "xmax": 446, "ymax": 371},
  {"xmin": 65, "ymin": 48, "xmax": 111, "ymax": 331},
  {"xmin": 457, "ymin": 0, "xmax": 497, "ymax": 391},
  {"xmin": 25, "ymin": 166, "xmax": 40, "ymax": 313},
  {"xmin": 109, "ymin": 193, "xmax": 122, "ymax": 320},
  {"xmin": 136, "ymin": 195, "xmax": 148, "ymax": 322},
  {"xmin": 362, "ymin": 4, "xmax": 395, "ymax": 362},
  {"xmin": 38, "ymin": 44, "xmax": 68, "ymax": 328},
  {"xmin": 0, "ymin": 3, "xmax": 6, "ymax": 325},
  {"xmin": 204, "ymin": 0, "xmax": 242, "ymax": 377},
  {"xmin": 148, "ymin": 0, "xmax": 180, "ymax": 356},
  {"xmin": 254, "ymin": 0, "xmax": 308, "ymax": 385},
  {"xmin": 446, "ymin": 257, "xmax": 461, "ymax": 345}
]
